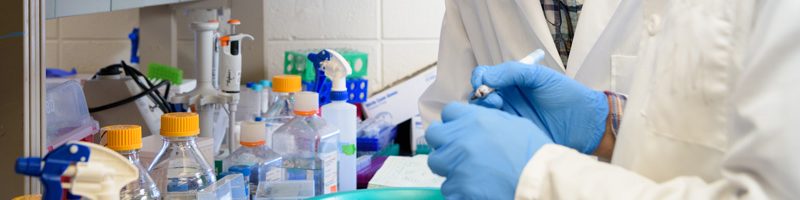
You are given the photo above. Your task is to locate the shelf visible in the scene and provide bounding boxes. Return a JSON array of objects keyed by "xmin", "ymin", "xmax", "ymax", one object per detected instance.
[{"xmin": 47, "ymin": 0, "xmax": 194, "ymax": 19}]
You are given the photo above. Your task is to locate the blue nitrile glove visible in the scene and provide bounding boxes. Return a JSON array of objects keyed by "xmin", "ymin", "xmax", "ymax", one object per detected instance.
[
  {"xmin": 470, "ymin": 62, "xmax": 608, "ymax": 154},
  {"xmin": 426, "ymin": 103, "xmax": 553, "ymax": 200}
]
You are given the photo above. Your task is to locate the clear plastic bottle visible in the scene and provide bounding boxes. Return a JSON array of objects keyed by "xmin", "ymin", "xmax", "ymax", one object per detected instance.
[
  {"xmin": 259, "ymin": 80, "xmax": 272, "ymax": 115},
  {"xmin": 104, "ymin": 125, "xmax": 161, "ymax": 200},
  {"xmin": 263, "ymin": 75, "xmax": 302, "ymax": 148},
  {"xmin": 223, "ymin": 120, "xmax": 284, "ymax": 197},
  {"xmin": 227, "ymin": 165, "xmax": 253, "ymax": 198},
  {"xmin": 236, "ymin": 82, "xmax": 263, "ymax": 122},
  {"xmin": 272, "ymin": 92, "xmax": 340, "ymax": 195},
  {"xmin": 320, "ymin": 49, "xmax": 358, "ymax": 192},
  {"xmin": 148, "ymin": 112, "xmax": 216, "ymax": 193}
]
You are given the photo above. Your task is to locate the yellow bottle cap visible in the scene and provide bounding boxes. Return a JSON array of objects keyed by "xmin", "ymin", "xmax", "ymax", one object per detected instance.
[
  {"xmin": 12, "ymin": 195, "xmax": 41, "ymax": 200},
  {"xmin": 103, "ymin": 125, "xmax": 142, "ymax": 151},
  {"xmin": 272, "ymin": 75, "xmax": 302, "ymax": 93},
  {"xmin": 160, "ymin": 112, "xmax": 200, "ymax": 137}
]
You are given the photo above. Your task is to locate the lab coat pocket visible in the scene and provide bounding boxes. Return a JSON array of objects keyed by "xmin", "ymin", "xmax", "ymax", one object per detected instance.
[
  {"xmin": 610, "ymin": 54, "xmax": 637, "ymax": 94},
  {"xmin": 639, "ymin": 44, "xmax": 731, "ymax": 153}
]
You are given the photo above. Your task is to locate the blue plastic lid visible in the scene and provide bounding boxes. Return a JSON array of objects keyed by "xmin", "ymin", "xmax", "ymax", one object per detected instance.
[
  {"xmin": 15, "ymin": 157, "xmax": 42, "ymax": 176},
  {"xmin": 254, "ymin": 116, "xmax": 265, "ymax": 122},
  {"xmin": 246, "ymin": 82, "xmax": 256, "ymax": 89},
  {"xmin": 331, "ymin": 91, "xmax": 348, "ymax": 101},
  {"xmin": 251, "ymin": 84, "xmax": 263, "ymax": 92},
  {"xmin": 228, "ymin": 165, "xmax": 252, "ymax": 177},
  {"xmin": 46, "ymin": 68, "xmax": 78, "ymax": 78},
  {"xmin": 259, "ymin": 80, "xmax": 272, "ymax": 87}
]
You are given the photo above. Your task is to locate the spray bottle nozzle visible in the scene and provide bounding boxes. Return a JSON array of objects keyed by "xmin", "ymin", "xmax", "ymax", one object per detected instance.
[{"xmin": 321, "ymin": 49, "xmax": 352, "ymax": 93}]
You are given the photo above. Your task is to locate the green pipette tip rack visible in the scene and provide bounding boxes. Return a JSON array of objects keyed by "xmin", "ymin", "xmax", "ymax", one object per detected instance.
[{"xmin": 147, "ymin": 63, "xmax": 183, "ymax": 84}]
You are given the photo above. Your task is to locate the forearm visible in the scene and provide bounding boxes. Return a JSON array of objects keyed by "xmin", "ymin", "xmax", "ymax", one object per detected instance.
[
  {"xmin": 592, "ymin": 91, "xmax": 626, "ymax": 160},
  {"xmin": 592, "ymin": 123, "xmax": 616, "ymax": 161}
]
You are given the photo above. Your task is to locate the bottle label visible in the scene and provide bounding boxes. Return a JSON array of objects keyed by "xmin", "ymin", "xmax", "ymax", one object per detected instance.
[
  {"xmin": 215, "ymin": 160, "xmax": 223, "ymax": 174},
  {"xmin": 286, "ymin": 168, "xmax": 308, "ymax": 180},
  {"xmin": 322, "ymin": 151, "xmax": 338, "ymax": 193},
  {"xmin": 341, "ymin": 143, "xmax": 356, "ymax": 156},
  {"xmin": 265, "ymin": 167, "xmax": 284, "ymax": 182}
]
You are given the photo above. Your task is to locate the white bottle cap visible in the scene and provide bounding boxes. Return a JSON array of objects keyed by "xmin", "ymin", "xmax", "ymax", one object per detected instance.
[
  {"xmin": 293, "ymin": 92, "xmax": 319, "ymax": 114},
  {"xmin": 240, "ymin": 121, "xmax": 266, "ymax": 146}
]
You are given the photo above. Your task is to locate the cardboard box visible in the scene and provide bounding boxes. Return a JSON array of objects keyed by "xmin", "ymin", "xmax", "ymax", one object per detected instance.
[{"xmin": 363, "ymin": 66, "xmax": 436, "ymax": 150}]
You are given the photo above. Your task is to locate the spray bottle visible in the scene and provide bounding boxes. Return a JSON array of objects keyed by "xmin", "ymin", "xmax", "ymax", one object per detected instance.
[
  {"xmin": 319, "ymin": 49, "xmax": 358, "ymax": 192},
  {"xmin": 16, "ymin": 142, "xmax": 139, "ymax": 200}
]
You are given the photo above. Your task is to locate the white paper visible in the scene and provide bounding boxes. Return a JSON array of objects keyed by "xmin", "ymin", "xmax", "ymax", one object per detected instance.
[{"xmin": 368, "ymin": 155, "xmax": 445, "ymax": 188}]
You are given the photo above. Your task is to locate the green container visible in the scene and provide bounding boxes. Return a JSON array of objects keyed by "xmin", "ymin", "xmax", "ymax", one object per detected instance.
[
  {"xmin": 283, "ymin": 49, "xmax": 369, "ymax": 81},
  {"xmin": 147, "ymin": 63, "xmax": 183, "ymax": 84},
  {"xmin": 284, "ymin": 51, "xmax": 312, "ymax": 80},
  {"xmin": 308, "ymin": 188, "xmax": 443, "ymax": 200}
]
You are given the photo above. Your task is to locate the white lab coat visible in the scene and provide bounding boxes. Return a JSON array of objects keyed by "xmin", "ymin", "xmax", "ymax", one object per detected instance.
[
  {"xmin": 419, "ymin": 0, "xmax": 633, "ymax": 123},
  {"xmin": 515, "ymin": 0, "xmax": 800, "ymax": 199}
]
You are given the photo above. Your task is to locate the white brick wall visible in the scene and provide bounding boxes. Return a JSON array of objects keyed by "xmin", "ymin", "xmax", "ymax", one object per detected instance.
[
  {"xmin": 46, "ymin": 9, "xmax": 139, "ymax": 72},
  {"xmin": 263, "ymin": 0, "xmax": 445, "ymax": 93},
  {"xmin": 382, "ymin": 0, "xmax": 445, "ymax": 39},
  {"xmin": 46, "ymin": 0, "xmax": 445, "ymax": 93}
]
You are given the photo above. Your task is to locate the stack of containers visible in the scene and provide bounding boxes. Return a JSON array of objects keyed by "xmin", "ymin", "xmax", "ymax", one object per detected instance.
[
  {"xmin": 356, "ymin": 112, "xmax": 397, "ymax": 156},
  {"xmin": 45, "ymin": 80, "xmax": 99, "ymax": 151}
]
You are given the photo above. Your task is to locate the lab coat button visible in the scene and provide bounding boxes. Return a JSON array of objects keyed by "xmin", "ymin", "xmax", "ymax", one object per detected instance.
[{"xmin": 647, "ymin": 15, "xmax": 661, "ymax": 36}]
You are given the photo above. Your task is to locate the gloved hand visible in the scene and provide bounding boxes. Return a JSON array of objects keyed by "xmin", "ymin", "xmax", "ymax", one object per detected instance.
[
  {"xmin": 471, "ymin": 62, "xmax": 608, "ymax": 154},
  {"xmin": 426, "ymin": 103, "xmax": 553, "ymax": 200}
]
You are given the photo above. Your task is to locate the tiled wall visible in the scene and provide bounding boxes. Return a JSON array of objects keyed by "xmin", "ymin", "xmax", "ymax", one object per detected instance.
[
  {"xmin": 46, "ymin": 0, "xmax": 445, "ymax": 93},
  {"xmin": 264, "ymin": 0, "xmax": 444, "ymax": 93},
  {"xmin": 46, "ymin": 9, "xmax": 140, "ymax": 72}
]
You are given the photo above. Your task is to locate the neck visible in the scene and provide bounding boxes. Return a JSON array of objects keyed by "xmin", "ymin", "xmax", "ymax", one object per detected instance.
[
  {"xmin": 294, "ymin": 111, "xmax": 316, "ymax": 116},
  {"xmin": 117, "ymin": 150, "xmax": 142, "ymax": 163}
]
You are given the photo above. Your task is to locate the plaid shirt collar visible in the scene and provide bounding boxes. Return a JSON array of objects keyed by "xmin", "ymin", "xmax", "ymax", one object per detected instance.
[{"xmin": 541, "ymin": 0, "xmax": 583, "ymax": 68}]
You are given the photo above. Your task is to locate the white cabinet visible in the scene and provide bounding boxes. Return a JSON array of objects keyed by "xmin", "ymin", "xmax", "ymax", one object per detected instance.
[
  {"xmin": 55, "ymin": 0, "xmax": 111, "ymax": 18},
  {"xmin": 46, "ymin": 0, "xmax": 194, "ymax": 19},
  {"xmin": 46, "ymin": 0, "xmax": 56, "ymax": 19},
  {"xmin": 111, "ymin": 0, "xmax": 180, "ymax": 11}
]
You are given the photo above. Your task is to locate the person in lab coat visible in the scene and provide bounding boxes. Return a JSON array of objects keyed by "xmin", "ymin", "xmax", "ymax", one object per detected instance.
[
  {"xmin": 419, "ymin": 0, "xmax": 639, "ymax": 123},
  {"xmin": 425, "ymin": 0, "xmax": 800, "ymax": 199}
]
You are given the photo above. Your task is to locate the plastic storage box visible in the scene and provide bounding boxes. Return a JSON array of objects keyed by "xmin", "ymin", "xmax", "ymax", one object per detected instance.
[
  {"xmin": 254, "ymin": 180, "xmax": 315, "ymax": 200},
  {"xmin": 45, "ymin": 80, "xmax": 99, "ymax": 151},
  {"xmin": 357, "ymin": 126, "xmax": 397, "ymax": 155},
  {"xmin": 163, "ymin": 173, "xmax": 246, "ymax": 200},
  {"xmin": 308, "ymin": 188, "xmax": 443, "ymax": 200},
  {"xmin": 356, "ymin": 112, "xmax": 396, "ymax": 155}
]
